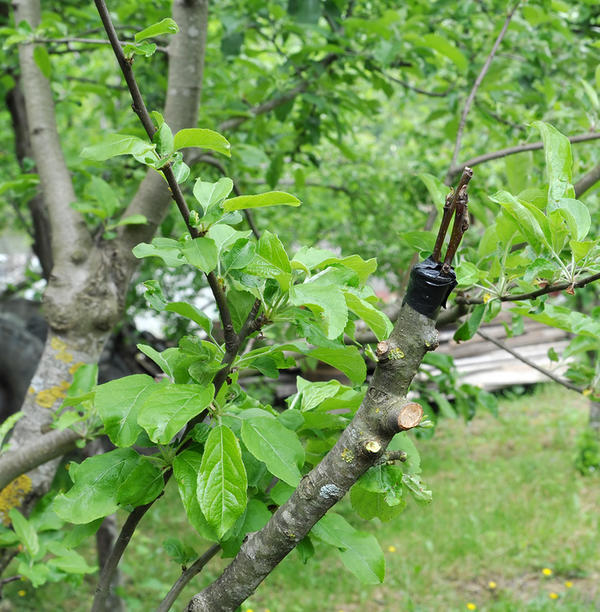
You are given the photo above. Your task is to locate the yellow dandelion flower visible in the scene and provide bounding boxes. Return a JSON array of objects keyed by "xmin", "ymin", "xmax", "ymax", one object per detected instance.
[
  {"xmin": 488, "ymin": 581, "xmax": 497, "ymax": 589},
  {"xmin": 18, "ymin": 590, "xmax": 26, "ymax": 597},
  {"xmin": 467, "ymin": 604, "xmax": 477, "ymax": 611},
  {"xmin": 246, "ymin": 609, "xmax": 254, "ymax": 612},
  {"xmin": 549, "ymin": 592, "xmax": 559, "ymax": 599},
  {"xmin": 387, "ymin": 545, "xmax": 397, "ymax": 553},
  {"xmin": 565, "ymin": 581, "xmax": 573, "ymax": 588},
  {"xmin": 483, "ymin": 293, "xmax": 492, "ymax": 304},
  {"xmin": 542, "ymin": 567, "xmax": 553, "ymax": 576}
]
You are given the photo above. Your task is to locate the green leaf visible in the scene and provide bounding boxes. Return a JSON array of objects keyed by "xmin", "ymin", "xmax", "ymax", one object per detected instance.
[
  {"xmin": 223, "ymin": 191, "xmax": 300, "ymax": 212},
  {"xmin": 420, "ymin": 34, "xmax": 467, "ymax": 71},
  {"xmin": 81, "ymin": 133, "xmax": 156, "ymax": 163},
  {"xmin": 532, "ymin": 121, "xmax": 574, "ymax": 203},
  {"xmin": 0, "ymin": 411, "xmax": 23, "ymax": 448},
  {"xmin": 46, "ymin": 543, "xmax": 96, "ymax": 575},
  {"xmin": 402, "ymin": 473, "xmax": 432, "ymax": 503},
  {"xmin": 241, "ymin": 416, "xmax": 304, "ymax": 486},
  {"xmin": 418, "ymin": 173, "xmax": 448, "ymax": 207},
  {"xmin": 173, "ymin": 128, "xmax": 231, "ymax": 157},
  {"xmin": 455, "ymin": 261, "xmax": 480, "ymax": 287},
  {"xmin": 343, "ymin": 292, "xmax": 392, "ymax": 341},
  {"xmin": 312, "ymin": 512, "xmax": 385, "ymax": 584},
  {"xmin": 193, "ymin": 177, "xmax": 234, "ymax": 213},
  {"xmin": 9, "ymin": 509, "xmax": 39, "ymax": 557},
  {"xmin": 308, "ymin": 346, "xmax": 366, "ymax": 385},
  {"xmin": 549, "ymin": 198, "xmax": 591, "ymax": 241},
  {"xmin": 116, "ymin": 457, "xmax": 164, "ymax": 507},
  {"xmin": 135, "ymin": 17, "xmax": 179, "ymax": 43},
  {"xmin": 227, "ymin": 288, "xmax": 256, "ymax": 333},
  {"xmin": 173, "ymin": 451, "xmax": 217, "ymax": 540},
  {"xmin": 85, "ymin": 175, "xmax": 120, "ymax": 218},
  {"xmin": 53, "ymin": 448, "xmax": 139, "ymax": 523},
  {"xmin": 133, "ymin": 237, "xmax": 184, "ymax": 267},
  {"xmin": 197, "ymin": 425, "xmax": 247, "ymax": 539},
  {"xmin": 165, "ymin": 302, "xmax": 212, "ymax": 335},
  {"xmin": 290, "ymin": 283, "xmax": 348, "ymax": 339},
  {"xmin": 138, "ymin": 383, "xmax": 214, "ymax": 444},
  {"xmin": 33, "ymin": 45, "xmax": 51, "ymax": 79},
  {"xmin": 291, "ymin": 248, "xmax": 377, "ymax": 284},
  {"xmin": 181, "ymin": 237, "xmax": 218, "ymax": 273},
  {"xmin": 569, "ymin": 239, "xmax": 596, "ymax": 262},
  {"xmin": 153, "ymin": 122, "xmax": 174, "ymax": 157},
  {"xmin": 123, "ymin": 41, "xmax": 157, "ymax": 57},
  {"xmin": 350, "ymin": 486, "xmax": 406, "ymax": 522},
  {"xmin": 454, "ymin": 303, "xmax": 485, "ymax": 341},
  {"xmin": 222, "ymin": 239, "xmax": 256, "ymax": 275},
  {"xmin": 96, "ymin": 374, "xmax": 155, "ymax": 447},
  {"xmin": 245, "ymin": 230, "xmax": 291, "ymax": 288},
  {"xmin": 399, "ymin": 230, "xmax": 436, "ymax": 254},
  {"xmin": 221, "ymin": 499, "xmax": 272, "ymax": 557},
  {"xmin": 107, "ymin": 214, "xmax": 147, "ymax": 229},
  {"xmin": 489, "ymin": 191, "xmax": 549, "ymax": 251},
  {"xmin": 136, "ymin": 343, "xmax": 174, "ymax": 378},
  {"xmin": 388, "ymin": 432, "xmax": 420, "ymax": 474}
]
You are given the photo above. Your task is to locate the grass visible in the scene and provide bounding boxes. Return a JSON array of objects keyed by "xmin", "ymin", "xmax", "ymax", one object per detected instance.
[{"xmin": 5, "ymin": 384, "xmax": 600, "ymax": 611}]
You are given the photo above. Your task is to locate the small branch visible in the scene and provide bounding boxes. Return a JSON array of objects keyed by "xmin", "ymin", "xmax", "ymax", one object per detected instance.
[
  {"xmin": 91, "ymin": 500, "xmax": 156, "ymax": 612},
  {"xmin": 457, "ymin": 271, "xmax": 600, "ymax": 304},
  {"xmin": 574, "ymin": 162, "xmax": 600, "ymax": 197},
  {"xmin": 382, "ymin": 71, "xmax": 451, "ymax": 97},
  {"xmin": 447, "ymin": 2, "xmax": 520, "ymax": 177},
  {"xmin": 156, "ymin": 545, "xmax": 221, "ymax": 612},
  {"xmin": 449, "ymin": 132, "xmax": 600, "ymax": 181},
  {"xmin": 476, "ymin": 329, "xmax": 583, "ymax": 393}
]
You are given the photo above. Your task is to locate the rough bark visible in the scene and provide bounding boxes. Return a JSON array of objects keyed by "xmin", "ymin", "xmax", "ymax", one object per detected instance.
[
  {"xmin": 187, "ymin": 302, "xmax": 437, "ymax": 611},
  {"xmin": 0, "ymin": 0, "xmax": 209, "ymax": 520}
]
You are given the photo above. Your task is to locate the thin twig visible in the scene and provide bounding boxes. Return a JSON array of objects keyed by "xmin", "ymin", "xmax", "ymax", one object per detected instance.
[
  {"xmin": 449, "ymin": 132, "xmax": 600, "ymax": 181},
  {"xmin": 35, "ymin": 37, "xmax": 168, "ymax": 53},
  {"xmin": 574, "ymin": 162, "xmax": 600, "ymax": 198},
  {"xmin": 447, "ymin": 2, "xmax": 520, "ymax": 178},
  {"xmin": 155, "ymin": 545, "xmax": 221, "ymax": 612},
  {"xmin": 382, "ymin": 71, "xmax": 451, "ymax": 97},
  {"xmin": 457, "ymin": 271, "xmax": 600, "ymax": 304},
  {"xmin": 476, "ymin": 329, "xmax": 583, "ymax": 393}
]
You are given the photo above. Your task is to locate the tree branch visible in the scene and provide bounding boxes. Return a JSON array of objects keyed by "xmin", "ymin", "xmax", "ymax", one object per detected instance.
[
  {"xmin": 156, "ymin": 545, "xmax": 221, "ymax": 612},
  {"xmin": 476, "ymin": 329, "xmax": 583, "ymax": 393},
  {"xmin": 449, "ymin": 132, "xmax": 600, "ymax": 181},
  {"xmin": 186, "ymin": 301, "xmax": 436, "ymax": 611},
  {"xmin": 574, "ymin": 162, "xmax": 600, "ymax": 198},
  {"xmin": 457, "ymin": 271, "xmax": 600, "ymax": 304},
  {"xmin": 0, "ymin": 428, "xmax": 83, "ymax": 493},
  {"xmin": 447, "ymin": 2, "xmax": 520, "ymax": 176},
  {"xmin": 13, "ymin": 0, "xmax": 91, "ymax": 264}
]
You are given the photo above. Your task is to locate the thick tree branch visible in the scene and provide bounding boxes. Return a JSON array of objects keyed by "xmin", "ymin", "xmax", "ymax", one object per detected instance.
[
  {"xmin": 476, "ymin": 329, "xmax": 583, "ymax": 393},
  {"xmin": 13, "ymin": 0, "xmax": 91, "ymax": 264},
  {"xmin": 457, "ymin": 271, "xmax": 600, "ymax": 304},
  {"xmin": 186, "ymin": 302, "xmax": 436, "ymax": 611},
  {"xmin": 156, "ymin": 545, "xmax": 221, "ymax": 612},
  {"xmin": 574, "ymin": 162, "xmax": 600, "ymax": 197},
  {"xmin": 448, "ymin": 2, "xmax": 520, "ymax": 176},
  {"xmin": 449, "ymin": 132, "xmax": 600, "ymax": 181},
  {"xmin": 0, "ymin": 428, "xmax": 83, "ymax": 492}
]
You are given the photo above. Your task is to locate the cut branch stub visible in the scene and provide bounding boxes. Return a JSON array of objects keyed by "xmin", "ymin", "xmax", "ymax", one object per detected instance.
[{"xmin": 392, "ymin": 402, "xmax": 423, "ymax": 432}]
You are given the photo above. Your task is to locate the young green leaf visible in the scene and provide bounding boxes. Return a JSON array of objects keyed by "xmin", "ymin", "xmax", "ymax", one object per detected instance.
[
  {"xmin": 53, "ymin": 448, "xmax": 140, "ymax": 523},
  {"xmin": 197, "ymin": 425, "xmax": 247, "ymax": 539},
  {"xmin": 290, "ymin": 283, "xmax": 348, "ymax": 339},
  {"xmin": 173, "ymin": 451, "xmax": 218, "ymax": 541},
  {"xmin": 193, "ymin": 177, "xmax": 234, "ymax": 212},
  {"xmin": 33, "ymin": 45, "xmax": 51, "ymax": 79},
  {"xmin": 311, "ymin": 512, "xmax": 385, "ymax": 584},
  {"xmin": 173, "ymin": 128, "xmax": 231, "ymax": 157},
  {"xmin": 135, "ymin": 18, "xmax": 179, "ymax": 43},
  {"xmin": 115, "ymin": 457, "xmax": 164, "ymax": 507},
  {"xmin": 165, "ymin": 302, "xmax": 213, "ymax": 335},
  {"xmin": 307, "ymin": 346, "xmax": 366, "ymax": 385},
  {"xmin": 96, "ymin": 374, "xmax": 155, "ymax": 447},
  {"xmin": 343, "ymin": 292, "xmax": 393, "ymax": 341},
  {"xmin": 137, "ymin": 383, "xmax": 214, "ymax": 444},
  {"xmin": 181, "ymin": 237, "xmax": 218, "ymax": 273},
  {"xmin": 223, "ymin": 191, "xmax": 300, "ymax": 212},
  {"xmin": 9, "ymin": 509, "xmax": 39, "ymax": 557},
  {"xmin": 241, "ymin": 416, "xmax": 304, "ymax": 486},
  {"xmin": 81, "ymin": 134, "xmax": 156, "ymax": 163},
  {"xmin": 454, "ymin": 303, "xmax": 485, "ymax": 342}
]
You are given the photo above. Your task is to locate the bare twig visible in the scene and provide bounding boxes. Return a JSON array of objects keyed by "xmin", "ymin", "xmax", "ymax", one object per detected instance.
[
  {"xmin": 449, "ymin": 132, "xmax": 600, "ymax": 181},
  {"xmin": 457, "ymin": 271, "xmax": 600, "ymax": 304},
  {"xmin": 476, "ymin": 329, "xmax": 583, "ymax": 393},
  {"xmin": 448, "ymin": 2, "xmax": 520, "ymax": 177},
  {"xmin": 381, "ymin": 71, "xmax": 451, "ymax": 97},
  {"xmin": 156, "ymin": 545, "xmax": 221, "ymax": 612}
]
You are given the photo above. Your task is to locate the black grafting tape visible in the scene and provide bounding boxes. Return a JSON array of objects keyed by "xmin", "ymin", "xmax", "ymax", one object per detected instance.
[{"xmin": 403, "ymin": 256, "xmax": 457, "ymax": 319}]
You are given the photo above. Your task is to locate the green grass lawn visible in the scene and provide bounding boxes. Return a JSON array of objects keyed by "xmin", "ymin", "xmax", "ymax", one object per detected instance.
[{"xmin": 6, "ymin": 384, "xmax": 600, "ymax": 611}]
